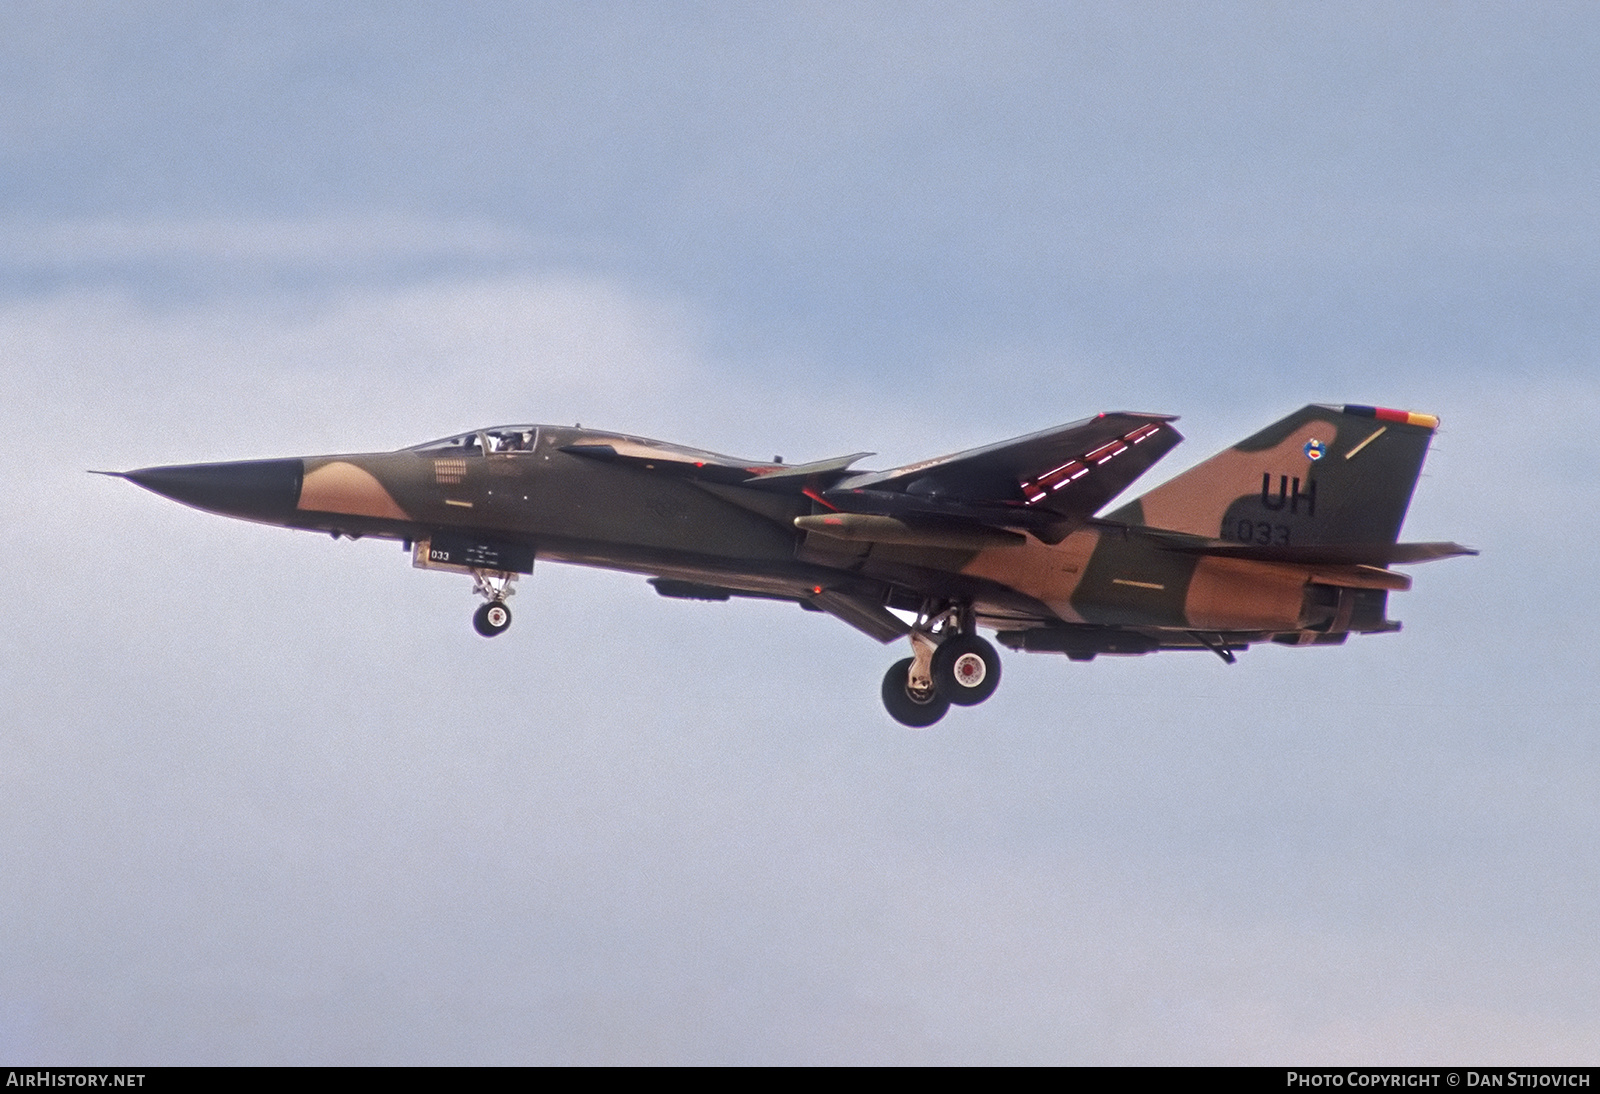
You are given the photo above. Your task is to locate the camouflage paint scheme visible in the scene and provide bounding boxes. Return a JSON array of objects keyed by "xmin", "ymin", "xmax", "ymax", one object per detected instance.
[{"xmin": 112, "ymin": 404, "xmax": 1474, "ymax": 722}]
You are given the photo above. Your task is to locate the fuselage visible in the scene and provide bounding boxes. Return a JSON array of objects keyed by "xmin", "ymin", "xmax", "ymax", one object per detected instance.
[{"xmin": 123, "ymin": 422, "xmax": 1391, "ymax": 647}]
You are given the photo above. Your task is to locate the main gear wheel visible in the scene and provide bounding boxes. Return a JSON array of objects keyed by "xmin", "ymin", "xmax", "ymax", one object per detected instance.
[
  {"xmin": 932, "ymin": 634, "xmax": 1001, "ymax": 706},
  {"xmin": 881, "ymin": 657, "xmax": 950, "ymax": 728}
]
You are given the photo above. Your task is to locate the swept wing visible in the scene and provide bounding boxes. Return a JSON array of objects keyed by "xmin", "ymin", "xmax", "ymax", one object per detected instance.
[{"xmin": 813, "ymin": 413, "xmax": 1182, "ymax": 542}]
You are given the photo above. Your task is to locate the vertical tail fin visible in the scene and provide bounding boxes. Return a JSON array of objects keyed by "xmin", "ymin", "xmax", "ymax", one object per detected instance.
[{"xmin": 1105, "ymin": 404, "xmax": 1439, "ymax": 548}]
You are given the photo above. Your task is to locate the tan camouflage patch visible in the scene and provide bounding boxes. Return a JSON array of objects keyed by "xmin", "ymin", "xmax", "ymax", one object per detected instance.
[
  {"xmin": 960, "ymin": 529, "xmax": 1100, "ymax": 623},
  {"xmin": 1131, "ymin": 421, "xmax": 1328, "ymax": 538},
  {"xmin": 298, "ymin": 460, "xmax": 411, "ymax": 520},
  {"xmin": 1184, "ymin": 556, "xmax": 1308, "ymax": 631}
]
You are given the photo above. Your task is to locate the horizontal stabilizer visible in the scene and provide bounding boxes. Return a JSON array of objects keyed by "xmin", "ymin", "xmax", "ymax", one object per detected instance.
[
  {"xmin": 1151, "ymin": 537, "xmax": 1478, "ymax": 566},
  {"xmin": 1306, "ymin": 565, "xmax": 1412, "ymax": 592}
]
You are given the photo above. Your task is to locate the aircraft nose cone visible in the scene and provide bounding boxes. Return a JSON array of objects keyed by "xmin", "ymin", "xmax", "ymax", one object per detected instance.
[{"xmin": 122, "ymin": 458, "xmax": 304, "ymax": 522}]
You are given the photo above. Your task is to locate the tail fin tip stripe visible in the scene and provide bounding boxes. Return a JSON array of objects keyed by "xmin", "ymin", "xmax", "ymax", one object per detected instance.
[{"xmin": 1342, "ymin": 405, "xmax": 1439, "ymax": 430}]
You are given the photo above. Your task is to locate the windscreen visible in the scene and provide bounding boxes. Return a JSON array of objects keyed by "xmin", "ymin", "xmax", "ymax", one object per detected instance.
[{"xmin": 407, "ymin": 426, "xmax": 539, "ymax": 454}]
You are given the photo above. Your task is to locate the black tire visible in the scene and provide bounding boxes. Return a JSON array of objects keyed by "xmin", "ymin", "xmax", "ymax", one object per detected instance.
[
  {"xmin": 473, "ymin": 600, "xmax": 512, "ymax": 637},
  {"xmin": 932, "ymin": 634, "xmax": 1001, "ymax": 706},
  {"xmin": 881, "ymin": 657, "xmax": 950, "ymax": 728}
]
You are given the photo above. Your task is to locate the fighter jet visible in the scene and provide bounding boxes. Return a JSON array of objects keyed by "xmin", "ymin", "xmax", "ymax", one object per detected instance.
[{"xmin": 106, "ymin": 403, "xmax": 1474, "ymax": 726}]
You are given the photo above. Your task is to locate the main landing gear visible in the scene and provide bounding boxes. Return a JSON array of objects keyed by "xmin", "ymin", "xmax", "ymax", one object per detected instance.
[
  {"xmin": 469, "ymin": 569, "xmax": 517, "ymax": 638},
  {"xmin": 881, "ymin": 603, "xmax": 1003, "ymax": 728}
]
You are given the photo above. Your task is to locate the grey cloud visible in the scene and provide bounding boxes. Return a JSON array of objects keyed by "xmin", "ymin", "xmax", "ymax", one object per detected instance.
[{"xmin": 2, "ymin": 5, "xmax": 1594, "ymax": 373}]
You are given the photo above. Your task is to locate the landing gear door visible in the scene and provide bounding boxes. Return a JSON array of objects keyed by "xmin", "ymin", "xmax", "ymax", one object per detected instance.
[{"xmin": 414, "ymin": 534, "xmax": 535, "ymax": 575}]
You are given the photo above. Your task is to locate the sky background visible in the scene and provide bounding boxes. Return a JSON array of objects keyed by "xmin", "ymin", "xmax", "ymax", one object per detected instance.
[{"xmin": 2, "ymin": 1, "xmax": 1597, "ymax": 1064}]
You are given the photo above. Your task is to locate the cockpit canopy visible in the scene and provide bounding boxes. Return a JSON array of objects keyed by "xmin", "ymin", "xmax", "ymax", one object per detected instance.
[{"xmin": 407, "ymin": 426, "xmax": 539, "ymax": 455}]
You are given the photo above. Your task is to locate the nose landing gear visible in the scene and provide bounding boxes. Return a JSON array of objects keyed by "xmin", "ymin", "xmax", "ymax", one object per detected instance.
[
  {"xmin": 469, "ymin": 569, "xmax": 517, "ymax": 638},
  {"xmin": 410, "ymin": 538, "xmax": 531, "ymax": 639}
]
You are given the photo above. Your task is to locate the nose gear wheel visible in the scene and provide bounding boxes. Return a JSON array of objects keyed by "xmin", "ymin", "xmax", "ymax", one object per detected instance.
[
  {"xmin": 469, "ymin": 568, "xmax": 517, "ymax": 636},
  {"xmin": 473, "ymin": 599, "xmax": 512, "ymax": 637}
]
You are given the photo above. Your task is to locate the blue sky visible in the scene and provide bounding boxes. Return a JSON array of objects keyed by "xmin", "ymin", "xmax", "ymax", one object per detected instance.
[{"xmin": 1, "ymin": 2, "xmax": 1596, "ymax": 1063}]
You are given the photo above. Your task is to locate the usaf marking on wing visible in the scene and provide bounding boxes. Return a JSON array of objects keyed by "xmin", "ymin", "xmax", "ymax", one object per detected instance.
[{"xmin": 103, "ymin": 403, "xmax": 1475, "ymax": 727}]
